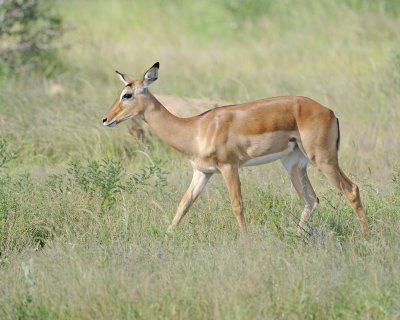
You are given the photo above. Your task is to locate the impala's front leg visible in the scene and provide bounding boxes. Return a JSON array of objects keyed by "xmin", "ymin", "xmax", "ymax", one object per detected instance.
[
  {"xmin": 167, "ymin": 169, "xmax": 212, "ymax": 233},
  {"xmin": 219, "ymin": 164, "xmax": 247, "ymax": 237}
]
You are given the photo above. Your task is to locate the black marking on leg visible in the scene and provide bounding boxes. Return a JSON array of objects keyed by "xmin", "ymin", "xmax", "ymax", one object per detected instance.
[{"xmin": 336, "ymin": 118, "xmax": 341, "ymax": 151}]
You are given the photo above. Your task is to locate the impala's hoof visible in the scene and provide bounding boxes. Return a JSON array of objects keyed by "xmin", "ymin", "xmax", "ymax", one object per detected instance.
[{"xmin": 166, "ymin": 225, "xmax": 174, "ymax": 234}]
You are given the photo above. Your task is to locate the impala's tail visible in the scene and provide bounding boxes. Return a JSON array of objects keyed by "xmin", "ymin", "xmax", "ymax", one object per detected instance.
[{"xmin": 336, "ymin": 118, "xmax": 341, "ymax": 151}]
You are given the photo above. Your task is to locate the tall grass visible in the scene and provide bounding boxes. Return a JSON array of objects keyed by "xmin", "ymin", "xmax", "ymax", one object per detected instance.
[
  {"xmin": 1, "ymin": 161, "xmax": 400, "ymax": 318},
  {"xmin": 1, "ymin": 0, "xmax": 400, "ymax": 318}
]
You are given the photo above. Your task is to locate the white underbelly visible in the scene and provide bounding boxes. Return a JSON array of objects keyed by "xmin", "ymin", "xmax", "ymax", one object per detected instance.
[
  {"xmin": 242, "ymin": 139, "xmax": 298, "ymax": 167},
  {"xmin": 243, "ymin": 150, "xmax": 291, "ymax": 166}
]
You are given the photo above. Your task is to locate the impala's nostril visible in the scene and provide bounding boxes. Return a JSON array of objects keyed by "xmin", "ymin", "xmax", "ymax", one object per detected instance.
[{"xmin": 102, "ymin": 118, "xmax": 107, "ymax": 123}]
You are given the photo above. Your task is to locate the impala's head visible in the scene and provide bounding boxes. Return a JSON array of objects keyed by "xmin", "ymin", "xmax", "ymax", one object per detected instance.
[{"xmin": 102, "ymin": 62, "xmax": 159, "ymax": 127}]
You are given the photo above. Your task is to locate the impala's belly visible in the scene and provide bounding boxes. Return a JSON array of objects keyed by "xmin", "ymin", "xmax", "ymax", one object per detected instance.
[
  {"xmin": 242, "ymin": 139, "xmax": 296, "ymax": 167},
  {"xmin": 243, "ymin": 148, "xmax": 293, "ymax": 166},
  {"xmin": 191, "ymin": 138, "xmax": 299, "ymax": 172}
]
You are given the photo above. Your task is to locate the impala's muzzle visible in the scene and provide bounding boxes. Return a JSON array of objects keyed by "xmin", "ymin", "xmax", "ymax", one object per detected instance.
[{"xmin": 102, "ymin": 117, "xmax": 117, "ymax": 127}]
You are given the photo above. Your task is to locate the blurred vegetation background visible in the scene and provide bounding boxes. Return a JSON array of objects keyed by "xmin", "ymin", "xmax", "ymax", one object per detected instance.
[
  {"xmin": 0, "ymin": 0, "xmax": 399, "ymax": 182},
  {"xmin": 1, "ymin": 0, "xmax": 400, "ymax": 319}
]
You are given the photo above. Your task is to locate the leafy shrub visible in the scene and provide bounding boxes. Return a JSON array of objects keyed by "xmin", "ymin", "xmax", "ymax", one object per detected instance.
[
  {"xmin": 0, "ymin": 0, "xmax": 66, "ymax": 76},
  {"xmin": 57, "ymin": 157, "xmax": 169, "ymax": 209},
  {"xmin": 127, "ymin": 158, "xmax": 168, "ymax": 194},
  {"xmin": 67, "ymin": 158, "xmax": 124, "ymax": 209}
]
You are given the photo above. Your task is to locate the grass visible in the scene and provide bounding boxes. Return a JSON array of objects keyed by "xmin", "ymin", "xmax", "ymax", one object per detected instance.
[{"xmin": 1, "ymin": 0, "xmax": 400, "ymax": 318}]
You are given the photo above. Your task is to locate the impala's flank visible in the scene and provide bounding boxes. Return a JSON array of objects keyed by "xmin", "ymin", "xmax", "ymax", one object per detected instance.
[{"xmin": 102, "ymin": 62, "xmax": 370, "ymax": 238}]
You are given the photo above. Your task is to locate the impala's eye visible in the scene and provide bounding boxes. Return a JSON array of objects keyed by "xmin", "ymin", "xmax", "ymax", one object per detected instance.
[{"xmin": 122, "ymin": 93, "xmax": 133, "ymax": 100}]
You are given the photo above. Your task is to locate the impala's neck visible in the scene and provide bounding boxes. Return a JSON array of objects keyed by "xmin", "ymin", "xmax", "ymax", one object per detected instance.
[{"xmin": 143, "ymin": 93, "xmax": 195, "ymax": 155}]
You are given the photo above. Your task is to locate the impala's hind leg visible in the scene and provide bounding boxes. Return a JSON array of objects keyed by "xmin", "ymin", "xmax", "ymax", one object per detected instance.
[
  {"xmin": 300, "ymin": 115, "xmax": 369, "ymax": 237},
  {"xmin": 292, "ymin": 166, "xmax": 319, "ymax": 237},
  {"xmin": 282, "ymin": 148, "xmax": 318, "ymax": 238},
  {"xmin": 316, "ymin": 161, "xmax": 370, "ymax": 237}
]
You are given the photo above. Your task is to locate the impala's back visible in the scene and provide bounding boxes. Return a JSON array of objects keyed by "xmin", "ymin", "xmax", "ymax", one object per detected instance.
[{"xmin": 193, "ymin": 95, "xmax": 336, "ymax": 167}]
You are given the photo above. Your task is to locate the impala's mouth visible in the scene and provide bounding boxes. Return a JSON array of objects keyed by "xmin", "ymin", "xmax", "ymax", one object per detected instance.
[{"xmin": 103, "ymin": 119, "xmax": 117, "ymax": 127}]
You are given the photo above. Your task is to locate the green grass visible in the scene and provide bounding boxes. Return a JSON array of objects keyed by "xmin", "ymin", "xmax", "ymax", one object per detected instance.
[{"xmin": 1, "ymin": 0, "xmax": 400, "ymax": 318}]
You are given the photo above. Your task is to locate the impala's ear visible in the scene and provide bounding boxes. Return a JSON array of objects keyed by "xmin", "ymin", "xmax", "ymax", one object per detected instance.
[
  {"xmin": 142, "ymin": 62, "xmax": 159, "ymax": 88},
  {"xmin": 115, "ymin": 71, "xmax": 133, "ymax": 86}
]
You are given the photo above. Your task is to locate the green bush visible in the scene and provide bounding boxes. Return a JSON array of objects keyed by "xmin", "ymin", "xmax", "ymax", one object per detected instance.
[
  {"xmin": 46, "ymin": 158, "xmax": 169, "ymax": 210},
  {"xmin": 0, "ymin": 0, "xmax": 65, "ymax": 76},
  {"xmin": 127, "ymin": 158, "xmax": 169, "ymax": 194},
  {"xmin": 67, "ymin": 158, "xmax": 124, "ymax": 209}
]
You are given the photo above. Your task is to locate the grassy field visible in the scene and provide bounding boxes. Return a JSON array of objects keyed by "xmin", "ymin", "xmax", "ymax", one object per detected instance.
[{"xmin": 1, "ymin": 0, "xmax": 400, "ymax": 318}]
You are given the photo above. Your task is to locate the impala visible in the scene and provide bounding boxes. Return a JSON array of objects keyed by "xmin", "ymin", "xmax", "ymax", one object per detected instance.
[{"xmin": 102, "ymin": 62, "xmax": 370, "ymax": 238}]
